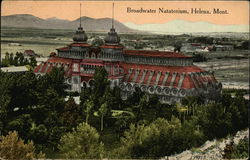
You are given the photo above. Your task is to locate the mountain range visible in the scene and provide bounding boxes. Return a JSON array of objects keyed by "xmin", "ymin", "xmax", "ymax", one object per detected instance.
[
  {"xmin": 1, "ymin": 14, "xmax": 135, "ymax": 33},
  {"xmin": 124, "ymin": 20, "xmax": 249, "ymax": 33},
  {"xmin": 1, "ymin": 14, "xmax": 249, "ymax": 33}
]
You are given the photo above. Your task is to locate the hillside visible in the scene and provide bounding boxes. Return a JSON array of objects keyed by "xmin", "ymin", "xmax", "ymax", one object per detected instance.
[{"xmin": 1, "ymin": 14, "xmax": 135, "ymax": 33}]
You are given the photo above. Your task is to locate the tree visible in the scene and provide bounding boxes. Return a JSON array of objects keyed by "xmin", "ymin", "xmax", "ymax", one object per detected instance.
[
  {"xmin": 114, "ymin": 117, "xmax": 204, "ymax": 158},
  {"xmin": 126, "ymin": 86, "xmax": 145, "ymax": 106},
  {"xmin": 6, "ymin": 114, "xmax": 33, "ymax": 139},
  {"xmin": 24, "ymin": 58, "xmax": 29, "ymax": 65},
  {"xmin": 192, "ymin": 53, "xmax": 207, "ymax": 62},
  {"xmin": 93, "ymin": 67, "xmax": 109, "ymax": 104},
  {"xmin": 0, "ymin": 67, "xmax": 68, "ymax": 153},
  {"xmin": 132, "ymin": 94, "xmax": 149, "ymax": 123},
  {"xmin": 80, "ymin": 86, "xmax": 92, "ymax": 104},
  {"xmin": 92, "ymin": 38, "xmax": 104, "ymax": 46},
  {"xmin": 9, "ymin": 53, "xmax": 14, "ymax": 65},
  {"xmin": 231, "ymin": 137, "xmax": 249, "ymax": 159},
  {"xmin": 19, "ymin": 53, "xmax": 25, "ymax": 66},
  {"xmin": 1, "ymin": 59, "xmax": 9, "ymax": 67},
  {"xmin": 174, "ymin": 42, "xmax": 182, "ymax": 52},
  {"xmin": 29, "ymin": 124, "xmax": 48, "ymax": 147},
  {"xmin": 1, "ymin": 52, "xmax": 10, "ymax": 67},
  {"xmin": 98, "ymin": 102, "xmax": 108, "ymax": 131},
  {"xmin": 13, "ymin": 52, "xmax": 19, "ymax": 66},
  {"xmin": 47, "ymin": 67, "xmax": 67, "ymax": 96},
  {"xmin": 29, "ymin": 56, "xmax": 37, "ymax": 68},
  {"xmin": 0, "ymin": 131, "xmax": 45, "ymax": 160},
  {"xmin": 197, "ymin": 103, "xmax": 232, "ymax": 139},
  {"xmin": 58, "ymin": 122, "xmax": 104, "ymax": 159},
  {"xmin": 7, "ymin": 71, "xmax": 37, "ymax": 111},
  {"xmin": 113, "ymin": 110, "xmax": 136, "ymax": 135},
  {"xmin": 61, "ymin": 97, "xmax": 81, "ymax": 129},
  {"xmin": 114, "ymin": 123, "xmax": 146, "ymax": 158},
  {"xmin": 240, "ymin": 40, "xmax": 249, "ymax": 49},
  {"xmin": 83, "ymin": 99, "xmax": 94, "ymax": 124}
]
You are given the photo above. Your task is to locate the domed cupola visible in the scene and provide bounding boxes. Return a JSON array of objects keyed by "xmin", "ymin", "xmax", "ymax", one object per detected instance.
[
  {"xmin": 104, "ymin": 27, "xmax": 120, "ymax": 45},
  {"xmin": 73, "ymin": 3, "xmax": 88, "ymax": 43},
  {"xmin": 73, "ymin": 26, "xmax": 88, "ymax": 43}
]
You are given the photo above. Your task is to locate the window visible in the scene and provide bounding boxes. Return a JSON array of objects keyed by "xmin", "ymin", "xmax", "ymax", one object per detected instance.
[{"xmin": 73, "ymin": 63, "xmax": 79, "ymax": 72}]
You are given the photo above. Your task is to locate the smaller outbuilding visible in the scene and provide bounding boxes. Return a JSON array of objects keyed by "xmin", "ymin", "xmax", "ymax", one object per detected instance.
[
  {"xmin": 0, "ymin": 66, "xmax": 29, "ymax": 73},
  {"xmin": 23, "ymin": 50, "xmax": 40, "ymax": 57}
]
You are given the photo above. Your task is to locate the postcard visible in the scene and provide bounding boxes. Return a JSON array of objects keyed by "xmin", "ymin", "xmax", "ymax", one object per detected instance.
[{"xmin": 0, "ymin": 1, "xmax": 249, "ymax": 160}]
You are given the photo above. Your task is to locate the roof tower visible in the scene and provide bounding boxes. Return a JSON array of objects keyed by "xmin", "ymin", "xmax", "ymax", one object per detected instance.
[
  {"xmin": 73, "ymin": 3, "xmax": 88, "ymax": 43},
  {"xmin": 104, "ymin": 2, "xmax": 121, "ymax": 45}
]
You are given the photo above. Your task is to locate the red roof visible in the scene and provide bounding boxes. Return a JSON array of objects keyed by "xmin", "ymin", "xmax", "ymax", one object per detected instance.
[
  {"xmin": 57, "ymin": 47, "xmax": 70, "ymax": 51},
  {"xmin": 34, "ymin": 57, "xmax": 73, "ymax": 76},
  {"xmin": 121, "ymin": 63, "xmax": 203, "ymax": 73},
  {"xmin": 46, "ymin": 64, "xmax": 54, "ymax": 73},
  {"xmin": 40, "ymin": 63, "xmax": 48, "ymax": 73},
  {"xmin": 173, "ymin": 73, "xmax": 180, "ymax": 88},
  {"xmin": 100, "ymin": 45, "xmax": 124, "ymax": 49},
  {"xmin": 69, "ymin": 43, "xmax": 91, "ymax": 47},
  {"xmin": 24, "ymin": 50, "xmax": 35, "ymax": 55},
  {"xmin": 149, "ymin": 72, "xmax": 157, "ymax": 86},
  {"xmin": 50, "ymin": 52, "xmax": 57, "ymax": 57},
  {"xmin": 157, "ymin": 72, "xmax": 165, "ymax": 86},
  {"xmin": 47, "ymin": 56, "xmax": 73, "ymax": 63},
  {"xmin": 120, "ymin": 63, "xmax": 215, "ymax": 89},
  {"xmin": 33, "ymin": 54, "xmax": 218, "ymax": 91},
  {"xmin": 135, "ymin": 70, "xmax": 143, "ymax": 83},
  {"xmin": 33, "ymin": 63, "xmax": 42, "ymax": 73},
  {"xmin": 165, "ymin": 73, "xmax": 172, "ymax": 86},
  {"xmin": 191, "ymin": 43, "xmax": 201, "ymax": 46},
  {"xmin": 142, "ymin": 71, "xmax": 150, "ymax": 84},
  {"xmin": 123, "ymin": 50, "xmax": 190, "ymax": 58},
  {"xmin": 181, "ymin": 74, "xmax": 195, "ymax": 89}
]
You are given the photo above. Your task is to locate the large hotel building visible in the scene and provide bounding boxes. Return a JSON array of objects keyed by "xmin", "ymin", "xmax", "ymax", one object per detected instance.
[{"xmin": 34, "ymin": 7, "xmax": 222, "ymax": 104}]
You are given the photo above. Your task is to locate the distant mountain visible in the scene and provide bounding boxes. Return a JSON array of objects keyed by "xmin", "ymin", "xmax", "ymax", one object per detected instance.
[
  {"xmin": 72, "ymin": 16, "xmax": 133, "ymax": 32},
  {"xmin": 1, "ymin": 14, "xmax": 135, "ymax": 33},
  {"xmin": 124, "ymin": 20, "xmax": 249, "ymax": 33}
]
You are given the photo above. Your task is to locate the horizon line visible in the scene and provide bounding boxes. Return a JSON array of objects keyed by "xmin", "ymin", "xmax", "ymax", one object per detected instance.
[{"xmin": 2, "ymin": 13, "xmax": 249, "ymax": 27}]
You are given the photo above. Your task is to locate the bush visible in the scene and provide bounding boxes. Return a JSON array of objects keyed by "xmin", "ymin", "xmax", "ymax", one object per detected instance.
[
  {"xmin": 231, "ymin": 137, "xmax": 249, "ymax": 159},
  {"xmin": 58, "ymin": 122, "xmax": 104, "ymax": 159},
  {"xmin": 113, "ymin": 117, "xmax": 204, "ymax": 158},
  {"xmin": 192, "ymin": 53, "xmax": 207, "ymax": 62},
  {"xmin": 0, "ymin": 131, "xmax": 45, "ymax": 160}
]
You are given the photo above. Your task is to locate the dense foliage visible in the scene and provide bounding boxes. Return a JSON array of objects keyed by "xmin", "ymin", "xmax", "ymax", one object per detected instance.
[
  {"xmin": 223, "ymin": 137, "xmax": 249, "ymax": 159},
  {"xmin": 0, "ymin": 131, "xmax": 45, "ymax": 159},
  {"xmin": 1, "ymin": 52, "xmax": 37, "ymax": 68},
  {"xmin": 192, "ymin": 53, "xmax": 207, "ymax": 62},
  {"xmin": 58, "ymin": 122, "xmax": 104, "ymax": 159},
  {"xmin": 0, "ymin": 68, "xmax": 67, "ymax": 154},
  {"xmin": 231, "ymin": 138, "xmax": 249, "ymax": 159},
  {"xmin": 0, "ymin": 67, "xmax": 248, "ymax": 158}
]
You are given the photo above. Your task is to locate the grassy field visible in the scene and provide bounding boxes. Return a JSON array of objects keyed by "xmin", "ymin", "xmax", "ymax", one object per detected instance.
[
  {"xmin": 195, "ymin": 58, "xmax": 249, "ymax": 89},
  {"xmin": 1, "ymin": 27, "xmax": 81, "ymax": 56}
]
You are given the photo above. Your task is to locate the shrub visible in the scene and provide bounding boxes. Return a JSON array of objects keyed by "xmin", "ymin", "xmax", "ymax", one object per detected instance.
[
  {"xmin": 58, "ymin": 122, "xmax": 104, "ymax": 159},
  {"xmin": 0, "ymin": 131, "xmax": 45, "ymax": 160}
]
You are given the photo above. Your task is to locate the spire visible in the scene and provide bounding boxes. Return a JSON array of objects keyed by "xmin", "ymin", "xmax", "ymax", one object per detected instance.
[
  {"xmin": 104, "ymin": 2, "xmax": 120, "ymax": 45},
  {"xmin": 112, "ymin": 2, "xmax": 114, "ymax": 28},
  {"xmin": 80, "ymin": 3, "xmax": 82, "ymax": 27},
  {"xmin": 73, "ymin": 3, "xmax": 88, "ymax": 43}
]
